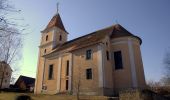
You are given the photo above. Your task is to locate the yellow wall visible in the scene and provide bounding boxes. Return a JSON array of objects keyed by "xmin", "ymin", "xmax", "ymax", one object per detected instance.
[
  {"xmin": 111, "ymin": 37, "xmax": 146, "ymax": 92},
  {"xmin": 111, "ymin": 38, "xmax": 132, "ymax": 90},
  {"xmin": 132, "ymin": 40, "xmax": 146, "ymax": 88},
  {"xmin": 35, "ymin": 31, "xmax": 146, "ymax": 95},
  {"xmin": 72, "ymin": 44, "xmax": 100, "ymax": 95},
  {"xmin": 60, "ymin": 54, "xmax": 70, "ymax": 92},
  {"xmin": 35, "ymin": 27, "xmax": 68, "ymax": 94},
  {"xmin": 43, "ymin": 58, "xmax": 59, "ymax": 94}
]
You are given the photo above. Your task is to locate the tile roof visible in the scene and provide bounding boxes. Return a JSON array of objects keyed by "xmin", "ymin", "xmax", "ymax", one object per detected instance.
[
  {"xmin": 110, "ymin": 24, "xmax": 142, "ymax": 43},
  {"xmin": 42, "ymin": 13, "xmax": 67, "ymax": 33},
  {"xmin": 44, "ymin": 24, "xmax": 141, "ymax": 57}
]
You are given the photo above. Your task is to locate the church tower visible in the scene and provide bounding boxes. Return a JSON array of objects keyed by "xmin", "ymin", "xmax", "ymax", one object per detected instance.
[
  {"xmin": 34, "ymin": 13, "xmax": 68, "ymax": 94},
  {"xmin": 41, "ymin": 13, "xmax": 68, "ymax": 53}
]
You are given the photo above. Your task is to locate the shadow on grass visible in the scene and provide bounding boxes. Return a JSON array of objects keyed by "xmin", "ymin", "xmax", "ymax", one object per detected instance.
[{"xmin": 16, "ymin": 95, "xmax": 31, "ymax": 100}]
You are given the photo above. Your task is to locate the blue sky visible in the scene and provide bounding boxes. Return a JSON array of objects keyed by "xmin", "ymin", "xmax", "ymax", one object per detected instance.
[{"xmin": 11, "ymin": 0, "xmax": 170, "ymax": 82}]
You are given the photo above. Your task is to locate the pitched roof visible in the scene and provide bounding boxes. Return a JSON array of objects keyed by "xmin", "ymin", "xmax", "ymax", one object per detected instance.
[
  {"xmin": 54, "ymin": 25, "xmax": 113, "ymax": 51},
  {"xmin": 15, "ymin": 75, "xmax": 35, "ymax": 87},
  {"xmin": 110, "ymin": 24, "xmax": 142, "ymax": 43},
  {"xmin": 42, "ymin": 13, "xmax": 67, "ymax": 33},
  {"xmin": 44, "ymin": 24, "xmax": 141, "ymax": 57}
]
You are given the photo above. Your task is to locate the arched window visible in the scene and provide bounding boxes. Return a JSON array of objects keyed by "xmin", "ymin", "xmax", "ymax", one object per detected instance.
[
  {"xmin": 46, "ymin": 35, "xmax": 48, "ymax": 41},
  {"xmin": 59, "ymin": 35, "xmax": 62, "ymax": 41}
]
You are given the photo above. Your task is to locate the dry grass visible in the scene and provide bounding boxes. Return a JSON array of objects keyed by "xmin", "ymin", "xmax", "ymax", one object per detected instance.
[{"xmin": 0, "ymin": 92, "xmax": 118, "ymax": 100}]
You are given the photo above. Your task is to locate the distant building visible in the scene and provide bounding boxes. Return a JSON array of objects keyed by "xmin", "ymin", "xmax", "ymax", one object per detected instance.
[
  {"xmin": 35, "ymin": 12, "xmax": 146, "ymax": 96},
  {"xmin": 14, "ymin": 75, "xmax": 35, "ymax": 92},
  {"xmin": 0, "ymin": 61, "xmax": 12, "ymax": 89}
]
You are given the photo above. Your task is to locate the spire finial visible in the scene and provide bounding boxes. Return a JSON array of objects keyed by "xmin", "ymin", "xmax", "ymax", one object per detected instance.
[
  {"xmin": 56, "ymin": 2, "xmax": 59, "ymax": 14},
  {"xmin": 115, "ymin": 19, "xmax": 119, "ymax": 24}
]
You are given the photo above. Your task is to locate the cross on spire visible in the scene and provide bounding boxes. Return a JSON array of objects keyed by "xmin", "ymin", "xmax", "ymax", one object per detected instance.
[{"xmin": 56, "ymin": 2, "xmax": 59, "ymax": 14}]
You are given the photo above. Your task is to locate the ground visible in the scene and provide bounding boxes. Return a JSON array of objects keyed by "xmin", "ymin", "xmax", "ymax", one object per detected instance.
[{"xmin": 0, "ymin": 92, "xmax": 118, "ymax": 100}]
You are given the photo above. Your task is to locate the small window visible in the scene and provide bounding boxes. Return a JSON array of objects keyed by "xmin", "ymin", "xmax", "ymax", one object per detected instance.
[
  {"xmin": 86, "ymin": 68, "xmax": 92, "ymax": 79},
  {"xmin": 44, "ymin": 49, "xmax": 46, "ymax": 54},
  {"xmin": 46, "ymin": 35, "xmax": 48, "ymax": 41},
  {"xmin": 114, "ymin": 51, "xmax": 123, "ymax": 70},
  {"xmin": 48, "ymin": 64, "xmax": 53, "ymax": 80},
  {"xmin": 5, "ymin": 80, "xmax": 7, "ymax": 83},
  {"xmin": 106, "ymin": 42, "xmax": 108, "ymax": 46},
  {"xmin": 59, "ymin": 35, "xmax": 62, "ymax": 41},
  {"xmin": 86, "ymin": 49, "xmax": 92, "ymax": 60},
  {"xmin": 106, "ymin": 51, "xmax": 110, "ymax": 60},
  {"xmin": 66, "ymin": 60, "xmax": 69, "ymax": 76},
  {"xmin": 6, "ymin": 72, "xmax": 8, "ymax": 76},
  {"xmin": 66, "ymin": 80, "xmax": 69, "ymax": 90}
]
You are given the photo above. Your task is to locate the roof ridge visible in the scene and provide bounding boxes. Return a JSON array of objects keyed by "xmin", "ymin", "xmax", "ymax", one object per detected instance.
[
  {"xmin": 20, "ymin": 75, "xmax": 35, "ymax": 79},
  {"xmin": 62, "ymin": 24, "xmax": 116, "ymax": 45}
]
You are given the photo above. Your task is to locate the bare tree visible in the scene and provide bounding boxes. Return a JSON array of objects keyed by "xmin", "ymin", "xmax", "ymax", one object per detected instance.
[
  {"xmin": 164, "ymin": 51, "xmax": 170, "ymax": 75},
  {"xmin": 0, "ymin": 0, "xmax": 25, "ymax": 37},
  {"xmin": 147, "ymin": 80, "xmax": 162, "ymax": 90},
  {"xmin": 73, "ymin": 56, "xmax": 83, "ymax": 100},
  {"xmin": 0, "ymin": 28, "xmax": 22, "ymax": 89},
  {"xmin": 162, "ymin": 50, "xmax": 170, "ymax": 86},
  {"xmin": 74, "ymin": 67, "xmax": 81, "ymax": 100},
  {"xmin": 0, "ymin": 0, "xmax": 26, "ymax": 88}
]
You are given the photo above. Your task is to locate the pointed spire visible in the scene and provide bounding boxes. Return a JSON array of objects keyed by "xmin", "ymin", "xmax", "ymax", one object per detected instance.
[
  {"xmin": 42, "ymin": 14, "xmax": 67, "ymax": 33},
  {"xmin": 41, "ymin": 2, "xmax": 67, "ymax": 33}
]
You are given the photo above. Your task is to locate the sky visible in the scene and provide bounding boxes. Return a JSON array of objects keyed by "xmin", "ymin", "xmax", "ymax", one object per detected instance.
[{"xmin": 11, "ymin": 0, "xmax": 170, "ymax": 82}]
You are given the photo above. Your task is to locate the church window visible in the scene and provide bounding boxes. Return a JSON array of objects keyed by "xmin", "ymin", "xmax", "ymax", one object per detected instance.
[
  {"xmin": 114, "ymin": 51, "xmax": 123, "ymax": 70},
  {"xmin": 86, "ymin": 68, "xmax": 92, "ymax": 79},
  {"xmin": 106, "ymin": 42, "xmax": 108, "ymax": 46},
  {"xmin": 66, "ymin": 80, "xmax": 69, "ymax": 90},
  {"xmin": 44, "ymin": 49, "xmax": 46, "ymax": 54},
  {"xmin": 106, "ymin": 50, "xmax": 110, "ymax": 60},
  {"xmin": 66, "ymin": 60, "xmax": 69, "ymax": 76},
  {"xmin": 86, "ymin": 49, "xmax": 92, "ymax": 60},
  {"xmin": 5, "ymin": 80, "xmax": 7, "ymax": 83},
  {"xmin": 46, "ymin": 35, "xmax": 48, "ymax": 41},
  {"xmin": 6, "ymin": 72, "xmax": 8, "ymax": 76},
  {"xmin": 48, "ymin": 64, "xmax": 53, "ymax": 80},
  {"xmin": 59, "ymin": 35, "xmax": 62, "ymax": 41}
]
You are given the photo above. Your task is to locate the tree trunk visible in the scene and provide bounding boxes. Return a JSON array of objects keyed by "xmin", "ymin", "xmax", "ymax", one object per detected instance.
[{"xmin": 0, "ymin": 63, "xmax": 4, "ymax": 89}]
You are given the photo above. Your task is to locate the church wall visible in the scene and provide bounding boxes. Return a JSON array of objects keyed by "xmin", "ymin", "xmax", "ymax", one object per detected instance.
[
  {"xmin": 43, "ymin": 58, "xmax": 59, "ymax": 94},
  {"xmin": 132, "ymin": 38, "xmax": 146, "ymax": 89},
  {"xmin": 34, "ymin": 50, "xmax": 45, "ymax": 94},
  {"xmin": 41, "ymin": 32, "xmax": 53, "ymax": 46},
  {"xmin": 101, "ymin": 36, "xmax": 114, "ymax": 96},
  {"xmin": 72, "ymin": 44, "xmax": 100, "ymax": 95},
  {"xmin": 111, "ymin": 36, "xmax": 146, "ymax": 93},
  {"xmin": 60, "ymin": 54, "xmax": 70, "ymax": 92},
  {"xmin": 111, "ymin": 37, "xmax": 133, "ymax": 91},
  {"xmin": 53, "ymin": 27, "xmax": 67, "ymax": 45},
  {"xmin": 35, "ymin": 31, "xmax": 59, "ymax": 94}
]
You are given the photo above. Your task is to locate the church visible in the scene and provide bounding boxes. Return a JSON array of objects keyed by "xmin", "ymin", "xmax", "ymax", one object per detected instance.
[{"xmin": 34, "ymin": 12, "xmax": 146, "ymax": 96}]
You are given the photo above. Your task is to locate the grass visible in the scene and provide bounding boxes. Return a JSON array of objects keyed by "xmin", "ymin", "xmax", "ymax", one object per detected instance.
[{"xmin": 0, "ymin": 92, "xmax": 118, "ymax": 100}]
